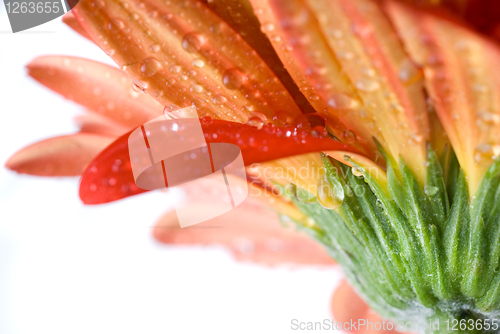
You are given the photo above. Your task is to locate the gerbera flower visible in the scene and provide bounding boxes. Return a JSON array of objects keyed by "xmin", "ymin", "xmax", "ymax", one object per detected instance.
[{"xmin": 7, "ymin": 0, "xmax": 500, "ymax": 332}]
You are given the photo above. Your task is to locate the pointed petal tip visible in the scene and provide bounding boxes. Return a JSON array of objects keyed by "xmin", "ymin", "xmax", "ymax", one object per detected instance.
[{"xmin": 6, "ymin": 134, "xmax": 114, "ymax": 177}]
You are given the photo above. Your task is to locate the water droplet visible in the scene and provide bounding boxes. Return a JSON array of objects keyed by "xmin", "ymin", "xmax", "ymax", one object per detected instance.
[
  {"xmin": 474, "ymin": 143, "xmax": 493, "ymax": 166},
  {"xmin": 424, "ymin": 185, "xmax": 438, "ymax": 196},
  {"xmin": 399, "ymin": 59, "xmax": 422, "ymax": 84},
  {"xmin": 107, "ymin": 19, "xmax": 125, "ymax": 33},
  {"xmin": 182, "ymin": 32, "xmax": 206, "ymax": 52},
  {"xmin": 190, "ymin": 84, "xmax": 203, "ymax": 93},
  {"xmin": 166, "ymin": 77, "xmax": 176, "ymax": 87},
  {"xmin": 247, "ymin": 116, "xmax": 264, "ymax": 129},
  {"xmin": 271, "ymin": 35, "xmax": 282, "ymax": 43},
  {"xmin": 317, "ymin": 174, "xmax": 344, "ymax": 210},
  {"xmin": 409, "ymin": 133, "xmax": 423, "ymax": 144},
  {"xmin": 192, "ymin": 59, "xmax": 204, "ymax": 68},
  {"xmin": 132, "ymin": 81, "xmax": 147, "ymax": 93},
  {"xmin": 149, "ymin": 44, "xmax": 160, "ymax": 53},
  {"xmin": 261, "ymin": 22, "xmax": 275, "ymax": 33},
  {"xmin": 308, "ymin": 94, "xmax": 320, "ymax": 101},
  {"xmin": 477, "ymin": 110, "xmax": 500, "ymax": 124},
  {"xmin": 356, "ymin": 78, "xmax": 380, "ymax": 92},
  {"xmin": 170, "ymin": 65, "xmax": 181, "ymax": 73},
  {"xmin": 272, "ymin": 110, "xmax": 288, "ymax": 126},
  {"xmin": 222, "ymin": 68, "xmax": 245, "ymax": 90},
  {"xmin": 341, "ymin": 130, "xmax": 357, "ymax": 143},
  {"xmin": 337, "ymin": 50, "xmax": 354, "ymax": 60},
  {"xmin": 213, "ymin": 95, "xmax": 227, "ymax": 105},
  {"xmin": 327, "ymin": 93, "xmax": 359, "ymax": 109},
  {"xmin": 140, "ymin": 57, "xmax": 162, "ymax": 77},
  {"xmin": 351, "ymin": 166, "xmax": 363, "ymax": 177},
  {"xmin": 163, "ymin": 104, "xmax": 181, "ymax": 118},
  {"xmin": 292, "ymin": 115, "xmax": 312, "ymax": 131}
]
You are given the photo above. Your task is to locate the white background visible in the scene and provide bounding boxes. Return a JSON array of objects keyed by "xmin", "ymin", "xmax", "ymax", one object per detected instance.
[{"xmin": 0, "ymin": 6, "xmax": 342, "ymax": 334}]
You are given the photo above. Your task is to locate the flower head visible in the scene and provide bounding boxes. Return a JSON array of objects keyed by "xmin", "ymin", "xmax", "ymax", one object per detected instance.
[{"xmin": 7, "ymin": 0, "xmax": 500, "ymax": 330}]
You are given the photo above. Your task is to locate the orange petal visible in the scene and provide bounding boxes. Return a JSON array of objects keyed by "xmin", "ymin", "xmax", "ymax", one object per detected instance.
[
  {"xmin": 62, "ymin": 12, "xmax": 93, "ymax": 41},
  {"xmin": 74, "ymin": 111, "xmax": 129, "ymax": 136},
  {"xmin": 385, "ymin": 1, "xmax": 500, "ymax": 195},
  {"xmin": 72, "ymin": 0, "xmax": 304, "ymax": 123},
  {"xmin": 331, "ymin": 280, "xmax": 410, "ymax": 334},
  {"xmin": 205, "ymin": 0, "xmax": 316, "ymax": 115},
  {"xmin": 5, "ymin": 133, "xmax": 114, "ymax": 176},
  {"xmin": 153, "ymin": 188, "xmax": 335, "ymax": 266},
  {"xmin": 249, "ymin": 0, "xmax": 431, "ymax": 184},
  {"xmin": 27, "ymin": 56, "xmax": 163, "ymax": 128}
]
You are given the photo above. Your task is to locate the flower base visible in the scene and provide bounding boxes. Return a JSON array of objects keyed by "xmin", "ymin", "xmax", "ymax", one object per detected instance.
[{"xmin": 284, "ymin": 149, "xmax": 500, "ymax": 334}]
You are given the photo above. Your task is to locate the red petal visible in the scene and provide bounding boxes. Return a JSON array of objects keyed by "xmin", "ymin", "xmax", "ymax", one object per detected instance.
[
  {"xmin": 6, "ymin": 133, "xmax": 114, "ymax": 176},
  {"xmin": 79, "ymin": 119, "xmax": 360, "ymax": 204}
]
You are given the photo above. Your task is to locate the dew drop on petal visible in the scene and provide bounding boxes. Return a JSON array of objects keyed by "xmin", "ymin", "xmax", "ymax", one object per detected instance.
[
  {"xmin": 355, "ymin": 78, "xmax": 380, "ymax": 92},
  {"xmin": 317, "ymin": 174, "xmax": 344, "ymax": 210},
  {"xmin": 149, "ymin": 44, "xmax": 161, "ymax": 53},
  {"xmin": 132, "ymin": 81, "xmax": 147, "ymax": 93},
  {"xmin": 399, "ymin": 59, "xmax": 422, "ymax": 84},
  {"xmin": 261, "ymin": 22, "xmax": 275, "ymax": 33},
  {"xmin": 163, "ymin": 104, "xmax": 181, "ymax": 118},
  {"xmin": 213, "ymin": 95, "xmax": 227, "ymax": 105},
  {"xmin": 272, "ymin": 110, "xmax": 288, "ymax": 126},
  {"xmin": 247, "ymin": 116, "xmax": 264, "ymax": 130},
  {"xmin": 190, "ymin": 84, "xmax": 203, "ymax": 93},
  {"xmin": 170, "ymin": 65, "xmax": 181, "ymax": 73},
  {"xmin": 341, "ymin": 130, "xmax": 357, "ymax": 144},
  {"xmin": 192, "ymin": 59, "xmax": 204, "ymax": 68},
  {"xmin": 140, "ymin": 57, "xmax": 162, "ymax": 77},
  {"xmin": 222, "ymin": 68, "xmax": 245, "ymax": 90},
  {"xmin": 107, "ymin": 19, "xmax": 125, "ymax": 33},
  {"xmin": 476, "ymin": 110, "xmax": 500, "ymax": 125},
  {"xmin": 327, "ymin": 92, "xmax": 359, "ymax": 110},
  {"xmin": 182, "ymin": 32, "xmax": 206, "ymax": 53},
  {"xmin": 351, "ymin": 166, "xmax": 363, "ymax": 177},
  {"xmin": 474, "ymin": 143, "xmax": 494, "ymax": 166}
]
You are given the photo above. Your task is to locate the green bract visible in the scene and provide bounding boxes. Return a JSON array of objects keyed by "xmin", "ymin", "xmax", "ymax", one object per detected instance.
[{"xmin": 285, "ymin": 149, "xmax": 500, "ymax": 334}]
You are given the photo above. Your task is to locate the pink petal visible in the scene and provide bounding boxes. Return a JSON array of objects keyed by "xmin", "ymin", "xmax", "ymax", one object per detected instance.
[
  {"xmin": 75, "ymin": 111, "xmax": 129, "ymax": 137},
  {"xmin": 153, "ymin": 181, "xmax": 336, "ymax": 266},
  {"xmin": 27, "ymin": 56, "xmax": 164, "ymax": 128},
  {"xmin": 5, "ymin": 133, "xmax": 114, "ymax": 176},
  {"xmin": 331, "ymin": 280, "xmax": 412, "ymax": 334}
]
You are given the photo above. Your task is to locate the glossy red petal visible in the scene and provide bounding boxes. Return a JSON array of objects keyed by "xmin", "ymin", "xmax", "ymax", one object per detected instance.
[
  {"xmin": 6, "ymin": 133, "xmax": 114, "ymax": 176},
  {"xmin": 80, "ymin": 119, "xmax": 360, "ymax": 204}
]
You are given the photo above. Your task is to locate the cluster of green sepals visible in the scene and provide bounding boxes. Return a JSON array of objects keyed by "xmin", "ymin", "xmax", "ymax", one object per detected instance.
[{"xmin": 283, "ymin": 146, "xmax": 500, "ymax": 334}]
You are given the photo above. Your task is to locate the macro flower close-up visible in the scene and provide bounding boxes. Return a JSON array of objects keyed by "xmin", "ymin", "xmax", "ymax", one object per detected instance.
[{"xmin": 3, "ymin": 0, "xmax": 500, "ymax": 333}]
